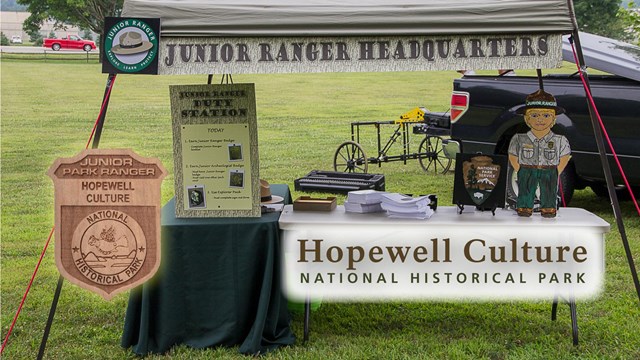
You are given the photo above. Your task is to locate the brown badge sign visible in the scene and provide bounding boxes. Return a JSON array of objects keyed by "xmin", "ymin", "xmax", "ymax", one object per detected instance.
[{"xmin": 48, "ymin": 149, "xmax": 167, "ymax": 300}]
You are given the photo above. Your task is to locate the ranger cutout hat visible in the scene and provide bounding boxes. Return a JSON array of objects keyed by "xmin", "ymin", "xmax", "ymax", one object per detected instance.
[
  {"xmin": 110, "ymin": 32, "xmax": 153, "ymax": 55},
  {"xmin": 515, "ymin": 89, "xmax": 565, "ymax": 115}
]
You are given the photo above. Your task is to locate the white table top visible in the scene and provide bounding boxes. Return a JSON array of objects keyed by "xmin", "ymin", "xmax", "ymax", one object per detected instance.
[{"xmin": 279, "ymin": 206, "xmax": 610, "ymax": 232}]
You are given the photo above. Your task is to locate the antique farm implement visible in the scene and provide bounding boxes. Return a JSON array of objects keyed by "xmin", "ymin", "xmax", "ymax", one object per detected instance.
[{"xmin": 333, "ymin": 107, "xmax": 453, "ymax": 174}]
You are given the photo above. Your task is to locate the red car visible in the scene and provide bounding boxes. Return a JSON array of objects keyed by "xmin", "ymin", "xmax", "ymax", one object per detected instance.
[{"xmin": 43, "ymin": 35, "xmax": 97, "ymax": 52}]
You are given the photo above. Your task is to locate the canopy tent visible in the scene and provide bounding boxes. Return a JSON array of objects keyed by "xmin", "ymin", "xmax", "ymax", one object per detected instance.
[
  {"xmin": 116, "ymin": 1, "xmax": 639, "ymax": 304},
  {"xmin": 120, "ymin": 0, "xmax": 579, "ymax": 75},
  {"xmin": 122, "ymin": 0, "xmax": 574, "ymax": 37}
]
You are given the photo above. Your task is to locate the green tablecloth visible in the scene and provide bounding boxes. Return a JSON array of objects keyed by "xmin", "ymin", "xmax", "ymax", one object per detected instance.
[{"xmin": 121, "ymin": 184, "xmax": 295, "ymax": 355}]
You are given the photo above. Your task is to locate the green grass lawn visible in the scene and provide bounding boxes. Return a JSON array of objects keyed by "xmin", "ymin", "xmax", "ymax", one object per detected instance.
[{"xmin": 1, "ymin": 60, "xmax": 639, "ymax": 359}]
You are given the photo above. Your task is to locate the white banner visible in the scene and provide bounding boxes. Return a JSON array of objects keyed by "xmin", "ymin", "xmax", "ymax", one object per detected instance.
[
  {"xmin": 159, "ymin": 34, "xmax": 563, "ymax": 75},
  {"xmin": 280, "ymin": 206, "xmax": 607, "ymax": 301}
]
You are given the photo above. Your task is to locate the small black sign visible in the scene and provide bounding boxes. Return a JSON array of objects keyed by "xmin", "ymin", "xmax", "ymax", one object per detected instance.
[
  {"xmin": 102, "ymin": 17, "xmax": 160, "ymax": 75},
  {"xmin": 453, "ymin": 153, "xmax": 508, "ymax": 215}
]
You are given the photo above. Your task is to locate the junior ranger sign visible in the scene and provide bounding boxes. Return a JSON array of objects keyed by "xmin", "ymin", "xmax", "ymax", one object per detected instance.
[{"xmin": 48, "ymin": 149, "xmax": 167, "ymax": 300}]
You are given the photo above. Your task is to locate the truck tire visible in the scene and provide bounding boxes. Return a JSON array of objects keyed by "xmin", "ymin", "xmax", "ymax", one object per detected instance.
[
  {"xmin": 590, "ymin": 184, "xmax": 612, "ymax": 198},
  {"xmin": 590, "ymin": 183, "xmax": 636, "ymax": 201},
  {"xmin": 558, "ymin": 162, "xmax": 576, "ymax": 206},
  {"xmin": 52, "ymin": 43, "xmax": 61, "ymax": 51},
  {"xmin": 83, "ymin": 44, "xmax": 92, "ymax": 52}
]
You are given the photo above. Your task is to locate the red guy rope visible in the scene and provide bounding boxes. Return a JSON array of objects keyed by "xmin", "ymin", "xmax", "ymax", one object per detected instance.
[
  {"xmin": 569, "ymin": 41, "xmax": 640, "ymax": 216},
  {"xmin": 558, "ymin": 179, "xmax": 567, "ymax": 208},
  {"xmin": 0, "ymin": 228, "xmax": 55, "ymax": 355}
]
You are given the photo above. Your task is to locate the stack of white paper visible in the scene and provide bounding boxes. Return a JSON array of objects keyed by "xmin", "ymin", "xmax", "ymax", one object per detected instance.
[
  {"xmin": 344, "ymin": 190, "xmax": 385, "ymax": 213},
  {"xmin": 380, "ymin": 193, "xmax": 435, "ymax": 219}
]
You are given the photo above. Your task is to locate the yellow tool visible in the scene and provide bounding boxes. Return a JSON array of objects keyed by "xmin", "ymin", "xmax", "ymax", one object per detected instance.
[{"xmin": 395, "ymin": 107, "xmax": 428, "ymax": 124}]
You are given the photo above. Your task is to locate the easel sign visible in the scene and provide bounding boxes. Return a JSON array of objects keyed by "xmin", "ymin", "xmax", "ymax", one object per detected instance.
[{"xmin": 170, "ymin": 83, "xmax": 260, "ymax": 217}]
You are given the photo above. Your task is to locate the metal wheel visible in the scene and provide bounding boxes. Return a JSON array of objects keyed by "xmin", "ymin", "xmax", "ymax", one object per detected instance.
[
  {"xmin": 418, "ymin": 136, "xmax": 452, "ymax": 174},
  {"xmin": 52, "ymin": 43, "xmax": 61, "ymax": 51},
  {"xmin": 333, "ymin": 141, "xmax": 368, "ymax": 173},
  {"xmin": 83, "ymin": 44, "xmax": 92, "ymax": 52}
]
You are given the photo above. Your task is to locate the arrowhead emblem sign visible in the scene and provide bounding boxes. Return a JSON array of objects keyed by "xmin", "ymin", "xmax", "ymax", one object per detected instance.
[
  {"xmin": 48, "ymin": 149, "xmax": 167, "ymax": 300},
  {"xmin": 462, "ymin": 155, "xmax": 501, "ymax": 206}
]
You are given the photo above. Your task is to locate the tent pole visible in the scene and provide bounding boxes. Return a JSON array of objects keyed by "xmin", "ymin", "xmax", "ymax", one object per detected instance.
[
  {"xmin": 536, "ymin": 69, "xmax": 544, "ymax": 90},
  {"xmin": 92, "ymin": 73, "xmax": 117, "ymax": 149},
  {"xmin": 36, "ymin": 276, "xmax": 63, "ymax": 360},
  {"xmin": 570, "ymin": 29, "xmax": 640, "ymax": 305}
]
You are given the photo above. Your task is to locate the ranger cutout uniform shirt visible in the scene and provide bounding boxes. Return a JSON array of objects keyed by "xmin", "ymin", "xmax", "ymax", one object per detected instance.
[{"xmin": 508, "ymin": 131, "xmax": 570, "ymax": 167}]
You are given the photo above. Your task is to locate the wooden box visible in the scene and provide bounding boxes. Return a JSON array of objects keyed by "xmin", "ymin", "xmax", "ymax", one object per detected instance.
[{"xmin": 293, "ymin": 196, "xmax": 337, "ymax": 211}]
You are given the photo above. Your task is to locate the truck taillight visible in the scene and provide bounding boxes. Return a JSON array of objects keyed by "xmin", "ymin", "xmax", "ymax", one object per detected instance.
[{"xmin": 450, "ymin": 91, "xmax": 469, "ymax": 123}]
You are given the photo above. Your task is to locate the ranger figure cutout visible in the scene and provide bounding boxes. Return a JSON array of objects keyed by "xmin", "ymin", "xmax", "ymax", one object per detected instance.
[{"xmin": 508, "ymin": 89, "xmax": 571, "ymax": 218}]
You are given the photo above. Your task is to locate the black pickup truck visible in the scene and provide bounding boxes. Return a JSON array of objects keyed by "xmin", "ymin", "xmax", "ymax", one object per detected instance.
[{"xmin": 447, "ymin": 32, "xmax": 640, "ymax": 204}]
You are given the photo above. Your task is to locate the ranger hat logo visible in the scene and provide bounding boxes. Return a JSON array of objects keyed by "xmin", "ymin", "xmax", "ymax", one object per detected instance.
[{"xmin": 110, "ymin": 32, "xmax": 153, "ymax": 55}]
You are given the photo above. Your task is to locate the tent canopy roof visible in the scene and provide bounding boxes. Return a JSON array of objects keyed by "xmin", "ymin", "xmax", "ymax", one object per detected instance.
[
  {"xmin": 563, "ymin": 32, "xmax": 640, "ymax": 82},
  {"xmin": 122, "ymin": 0, "xmax": 575, "ymax": 37}
]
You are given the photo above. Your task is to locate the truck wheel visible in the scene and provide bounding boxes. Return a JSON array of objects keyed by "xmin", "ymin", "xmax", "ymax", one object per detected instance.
[
  {"xmin": 558, "ymin": 163, "xmax": 576, "ymax": 206},
  {"xmin": 52, "ymin": 43, "xmax": 61, "ymax": 51},
  {"xmin": 590, "ymin": 184, "xmax": 610, "ymax": 198},
  {"xmin": 590, "ymin": 183, "xmax": 635, "ymax": 200}
]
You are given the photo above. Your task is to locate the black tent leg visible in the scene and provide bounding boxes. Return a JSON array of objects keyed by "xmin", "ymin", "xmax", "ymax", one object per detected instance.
[
  {"xmin": 91, "ymin": 73, "xmax": 117, "ymax": 149},
  {"xmin": 37, "ymin": 276, "xmax": 64, "ymax": 360}
]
